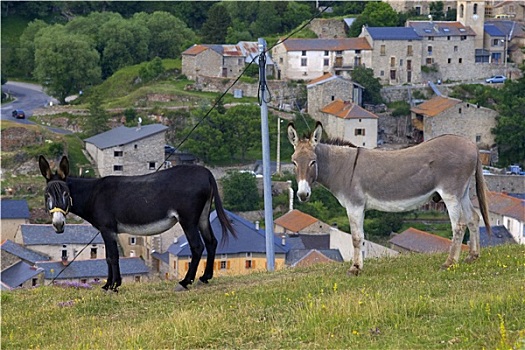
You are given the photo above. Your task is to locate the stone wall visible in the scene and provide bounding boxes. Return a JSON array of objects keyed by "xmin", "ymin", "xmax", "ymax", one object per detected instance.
[
  {"xmin": 307, "ymin": 18, "xmax": 347, "ymax": 39},
  {"xmin": 1, "ymin": 127, "xmax": 43, "ymax": 152}
]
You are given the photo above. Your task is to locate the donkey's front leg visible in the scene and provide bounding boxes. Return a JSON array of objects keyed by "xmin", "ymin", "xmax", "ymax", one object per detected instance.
[
  {"xmin": 347, "ymin": 209, "xmax": 365, "ymax": 276},
  {"xmin": 101, "ymin": 232, "xmax": 122, "ymax": 292}
]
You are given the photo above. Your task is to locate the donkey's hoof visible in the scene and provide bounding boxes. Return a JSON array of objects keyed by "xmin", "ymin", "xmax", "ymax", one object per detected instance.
[
  {"xmin": 347, "ymin": 265, "xmax": 361, "ymax": 276},
  {"xmin": 174, "ymin": 284, "xmax": 189, "ymax": 292},
  {"xmin": 465, "ymin": 254, "xmax": 479, "ymax": 263}
]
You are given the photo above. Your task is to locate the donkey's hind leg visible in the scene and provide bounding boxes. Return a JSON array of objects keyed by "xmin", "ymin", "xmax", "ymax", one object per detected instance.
[
  {"xmin": 442, "ymin": 197, "xmax": 467, "ymax": 269},
  {"xmin": 197, "ymin": 199, "xmax": 217, "ymax": 284},
  {"xmin": 101, "ymin": 231, "xmax": 122, "ymax": 292},
  {"xmin": 463, "ymin": 197, "xmax": 481, "ymax": 263},
  {"xmin": 178, "ymin": 221, "xmax": 204, "ymax": 290}
]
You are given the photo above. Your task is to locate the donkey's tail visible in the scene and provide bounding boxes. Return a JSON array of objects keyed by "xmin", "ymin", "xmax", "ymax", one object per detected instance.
[
  {"xmin": 475, "ymin": 156, "xmax": 491, "ymax": 236},
  {"xmin": 210, "ymin": 173, "xmax": 236, "ymax": 246}
]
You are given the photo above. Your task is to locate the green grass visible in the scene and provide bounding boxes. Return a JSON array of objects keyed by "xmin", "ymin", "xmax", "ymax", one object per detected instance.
[{"xmin": 2, "ymin": 244, "xmax": 524, "ymax": 349}]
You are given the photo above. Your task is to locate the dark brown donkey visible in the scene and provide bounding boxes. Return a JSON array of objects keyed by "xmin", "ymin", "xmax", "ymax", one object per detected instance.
[
  {"xmin": 288, "ymin": 122, "xmax": 491, "ymax": 275},
  {"xmin": 39, "ymin": 155, "xmax": 235, "ymax": 292}
]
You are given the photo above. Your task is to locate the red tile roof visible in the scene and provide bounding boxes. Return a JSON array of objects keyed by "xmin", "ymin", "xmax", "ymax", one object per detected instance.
[
  {"xmin": 321, "ymin": 99, "xmax": 378, "ymax": 119},
  {"xmin": 274, "ymin": 209, "xmax": 319, "ymax": 233},
  {"xmin": 182, "ymin": 44, "xmax": 208, "ymax": 56},
  {"xmin": 281, "ymin": 37, "xmax": 372, "ymax": 51},
  {"xmin": 410, "ymin": 96, "xmax": 461, "ymax": 117},
  {"xmin": 474, "ymin": 192, "xmax": 525, "ymax": 222},
  {"xmin": 389, "ymin": 227, "xmax": 468, "ymax": 253}
]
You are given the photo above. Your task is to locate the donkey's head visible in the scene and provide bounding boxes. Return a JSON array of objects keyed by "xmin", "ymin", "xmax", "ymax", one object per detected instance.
[
  {"xmin": 287, "ymin": 122, "xmax": 323, "ymax": 202},
  {"xmin": 38, "ymin": 155, "xmax": 72, "ymax": 233}
]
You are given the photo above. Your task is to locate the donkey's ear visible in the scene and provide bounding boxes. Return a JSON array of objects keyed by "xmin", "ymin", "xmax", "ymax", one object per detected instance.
[
  {"xmin": 38, "ymin": 155, "xmax": 53, "ymax": 180},
  {"xmin": 287, "ymin": 122, "xmax": 299, "ymax": 148},
  {"xmin": 310, "ymin": 122, "xmax": 323, "ymax": 147},
  {"xmin": 57, "ymin": 156, "xmax": 70, "ymax": 180}
]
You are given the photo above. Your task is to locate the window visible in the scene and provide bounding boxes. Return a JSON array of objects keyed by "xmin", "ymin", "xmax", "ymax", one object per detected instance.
[
  {"xmin": 335, "ymin": 50, "xmax": 343, "ymax": 55},
  {"xmin": 130, "ymin": 237, "xmax": 136, "ymax": 245},
  {"xmin": 324, "ymin": 50, "xmax": 329, "ymax": 56},
  {"xmin": 81, "ymin": 279, "xmax": 87, "ymax": 284},
  {"xmin": 473, "ymin": 3, "xmax": 478, "ymax": 15},
  {"xmin": 62, "ymin": 249, "xmax": 68, "ymax": 260},
  {"xmin": 380, "ymin": 45, "xmax": 386, "ymax": 56},
  {"xmin": 134, "ymin": 276, "xmax": 141, "ymax": 282},
  {"xmin": 407, "ymin": 71, "xmax": 412, "ymax": 83},
  {"xmin": 323, "ymin": 58, "xmax": 329, "ymax": 66},
  {"xmin": 460, "ymin": 4, "xmax": 464, "ymax": 18},
  {"xmin": 355, "ymin": 50, "xmax": 361, "ymax": 54},
  {"xmin": 279, "ymin": 57, "xmax": 283, "ymax": 64},
  {"xmin": 459, "ymin": 108, "xmax": 462, "ymax": 114},
  {"xmin": 407, "ymin": 45, "xmax": 413, "ymax": 56},
  {"xmin": 90, "ymin": 247, "xmax": 97, "ymax": 259},
  {"xmin": 459, "ymin": 58, "xmax": 463, "ymax": 63},
  {"xmin": 32, "ymin": 278, "xmax": 38, "ymax": 287},
  {"xmin": 448, "ymin": 58, "xmax": 451, "ymax": 64},
  {"xmin": 148, "ymin": 162, "xmax": 156, "ymax": 170},
  {"xmin": 428, "ymin": 36, "xmax": 434, "ymax": 41},
  {"xmin": 380, "ymin": 70, "xmax": 384, "ymax": 76},
  {"xmin": 427, "ymin": 46, "xmax": 433, "ymax": 54},
  {"xmin": 355, "ymin": 128, "xmax": 366, "ymax": 136},
  {"xmin": 461, "ymin": 35, "xmax": 467, "ymax": 41},
  {"xmin": 426, "ymin": 57, "xmax": 433, "ymax": 65},
  {"xmin": 407, "ymin": 59, "xmax": 412, "ymax": 70},
  {"xmin": 301, "ymin": 58, "xmax": 307, "ymax": 66},
  {"xmin": 245, "ymin": 260, "xmax": 253, "ymax": 269},
  {"xmin": 400, "ymin": 59, "xmax": 403, "ymax": 67},
  {"xmin": 447, "ymin": 36, "xmax": 451, "ymax": 40},
  {"xmin": 390, "ymin": 70, "xmax": 396, "ymax": 80},
  {"xmin": 301, "ymin": 50, "xmax": 306, "ymax": 56},
  {"xmin": 220, "ymin": 261, "xmax": 227, "ymax": 269},
  {"xmin": 114, "ymin": 151, "xmax": 123, "ymax": 157},
  {"xmin": 113, "ymin": 165, "xmax": 123, "ymax": 172},
  {"xmin": 476, "ymin": 134, "xmax": 481, "ymax": 143},
  {"xmin": 390, "ymin": 57, "xmax": 395, "ymax": 67},
  {"xmin": 454, "ymin": 46, "xmax": 458, "ymax": 52}
]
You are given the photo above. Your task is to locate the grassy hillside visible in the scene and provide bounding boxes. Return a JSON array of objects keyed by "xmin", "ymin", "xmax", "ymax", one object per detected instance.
[{"xmin": 2, "ymin": 244, "xmax": 524, "ymax": 349}]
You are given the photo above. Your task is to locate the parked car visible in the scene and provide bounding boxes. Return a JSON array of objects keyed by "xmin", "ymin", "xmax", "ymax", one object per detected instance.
[
  {"xmin": 11, "ymin": 109, "xmax": 25, "ymax": 119},
  {"xmin": 485, "ymin": 75, "xmax": 507, "ymax": 84},
  {"xmin": 164, "ymin": 145, "xmax": 176, "ymax": 155}
]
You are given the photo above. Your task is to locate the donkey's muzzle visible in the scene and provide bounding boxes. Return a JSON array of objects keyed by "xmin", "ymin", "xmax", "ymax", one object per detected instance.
[{"xmin": 52, "ymin": 212, "xmax": 66, "ymax": 233}]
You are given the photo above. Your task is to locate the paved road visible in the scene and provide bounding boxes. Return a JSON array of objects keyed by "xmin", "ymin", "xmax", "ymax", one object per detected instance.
[{"xmin": 1, "ymin": 82, "xmax": 69, "ymax": 133}]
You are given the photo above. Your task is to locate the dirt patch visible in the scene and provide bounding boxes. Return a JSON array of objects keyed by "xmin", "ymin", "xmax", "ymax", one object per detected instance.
[{"xmin": 1, "ymin": 127, "xmax": 44, "ymax": 152}]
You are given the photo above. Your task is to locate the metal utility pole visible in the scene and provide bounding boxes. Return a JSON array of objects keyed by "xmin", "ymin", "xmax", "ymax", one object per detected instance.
[
  {"xmin": 276, "ymin": 117, "xmax": 282, "ymax": 176},
  {"xmin": 258, "ymin": 38, "xmax": 275, "ymax": 272}
]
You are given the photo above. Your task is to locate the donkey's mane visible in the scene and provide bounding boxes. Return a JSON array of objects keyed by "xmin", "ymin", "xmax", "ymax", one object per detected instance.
[{"xmin": 322, "ymin": 137, "xmax": 357, "ymax": 148}]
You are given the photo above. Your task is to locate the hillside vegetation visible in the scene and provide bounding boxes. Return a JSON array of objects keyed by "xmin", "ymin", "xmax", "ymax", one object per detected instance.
[{"xmin": 2, "ymin": 244, "xmax": 524, "ymax": 349}]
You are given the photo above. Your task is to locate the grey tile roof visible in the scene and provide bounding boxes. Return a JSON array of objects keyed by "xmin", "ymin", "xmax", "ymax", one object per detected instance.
[
  {"xmin": 485, "ymin": 24, "xmax": 505, "ymax": 37},
  {"xmin": 407, "ymin": 21, "xmax": 476, "ymax": 37},
  {"xmin": 1, "ymin": 199, "xmax": 30, "ymax": 219},
  {"xmin": 1, "ymin": 240, "xmax": 50, "ymax": 263},
  {"xmin": 37, "ymin": 257, "xmax": 149, "ymax": 280},
  {"xmin": 167, "ymin": 210, "xmax": 290, "ymax": 257},
  {"xmin": 84, "ymin": 124, "xmax": 168, "ymax": 149},
  {"xmin": 479, "ymin": 226, "xmax": 516, "ymax": 247},
  {"xmin": 1, "ymin": 260, "xmax": 43, "ymax": 288},
  {"xmin": 20, "ymin": 224, "xmax": 104, "ymax": 245},
  {"xmin": 366, "ymin": 27, "xmax": 421, "ymax": 40}
]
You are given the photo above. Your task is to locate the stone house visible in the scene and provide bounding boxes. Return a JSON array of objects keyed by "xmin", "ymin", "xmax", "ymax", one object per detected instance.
[
  {"xmin": 318, "ymin": 99, "xmax": 379, "ymax": 148},
  {"xmin": 474, "ymin": 192, "xmax": 525, "ymax": 245},
  {"xmin": 307, "ymin": 73, "xmax": 363, "ymax": 112},
  {"xmin": 410, "ymin": 95, "xmax": 497, "ymax": 148},
  {"xmin": 37, "ymin": 257, "xmax": 149, "ymax": 285},
  {"xmin": 274, "ymin": 209, "xmax": 332, "ymax": 235},
  {"xmin": 406, "ymin": 21, "xmax": 477, "ymax": 81},
  {"xmin": 16, "ymin": 224, "xmax": 106, "ymax": 262},
  {"xmin": 1, "ymin": 240, "xmax": 49, "ymax": 289},
  {"xmin": 1, "ymin": 199, "xmax": 30, "ymax": 242},
  {"xmin": 181, "ymin": 41, "xmax": 273, "ymax": 80},
  {"xmin": 271, "ymin": 37, "xmax": 372, "ymax": 81},
  {"xmin": 383, "ymin": 0, "xmax": 457, "ymax": 16},
  {"xmin": 156, "ymin": 210, "xmax": 289, "ymax": 281},
  {"xmin": 484, "ymin": 20, "xmax": 525, "ymax": 66},
  {"xmin": 84, "ymin": 124, "xmax": 167, "ymax": 177},
  {"xmin": 389, "ymin": 227, "xmax": 469, "ymax": 254},
  {"xmin": 490, "ymin": 0, "xmax": 525, "ymax": 21},
  {"xmin": 359, "ymin": 26, "xmax": 423, "ymax": 85}
]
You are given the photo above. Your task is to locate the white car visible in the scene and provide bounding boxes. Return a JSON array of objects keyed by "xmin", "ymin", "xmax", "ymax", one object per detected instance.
[{"xmin": 485, "ymin": 75, "xmax": 507, "ymax": 84}]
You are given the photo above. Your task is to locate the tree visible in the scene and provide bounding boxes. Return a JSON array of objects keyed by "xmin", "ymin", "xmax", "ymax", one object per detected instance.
[
  {"xmin": 85, "ymin": 92, "xmax": 110, "ymax": 137},
  {"xmin": 17, "ymin": 19, "xmax": 49, "ymax": 78},
  {"xmin": 34, "ymin": 25, "xmax": 101, "ymax": 104},
  {"xmin": 138, "ymin": 57, "xmax": 165, "ymax": 84},
  {"xmin": 348, "ymin": 2, "xmax": 399, "ymax": 37},
  {"xmin": 281, "ymin": 2, "xmax": 314, "ymax": 33},
  {"xmin": 201, "ymin": 3, "xmax": 231, "ymax": 44},
  {"xmin": 221, "ymin": 172, "xmax": 260, "ymax": 211},
  {"xmin": 351, "ymin": 66, "xmax": 383, "ymax": 105},
  {"xmin": 492, "ymin": 72, "xmax": 525, "ymax": 167},
  {"xmin": 132, "ymin": 11, "xmax": 195, "ymax": 60},
  {"xmin": 429, "ymin": 1, "xmax": 446, "ymax": 21}
]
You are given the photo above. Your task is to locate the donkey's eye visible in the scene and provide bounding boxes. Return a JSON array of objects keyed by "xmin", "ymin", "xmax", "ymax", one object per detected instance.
[
  {"xmin": 292, "ymin": 161, "xmax": 298, "ymax": 167},
  {"xmin": 47, "ymin": 197, "xmax": 53, "ymax": 210},
  {"xmin": 309, "ymin": 160, "xmax": 316, "ymax": 167}
]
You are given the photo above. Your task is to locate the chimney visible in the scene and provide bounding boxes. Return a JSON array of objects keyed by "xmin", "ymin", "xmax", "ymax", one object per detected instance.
[
  {"xmin": 255, "ymin": 221, "xmax": 260, "ymax": 230},
  {"xmin": 281, "ymin": 235, "xmax": 286, "ymax": 246},
  {"xmin": 137, "ymin": 117, "xmax": 142, "ymax": 131},
  {"xmin": 288, "ymin": 183, "xmax": 294, "ymax": 212}
]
